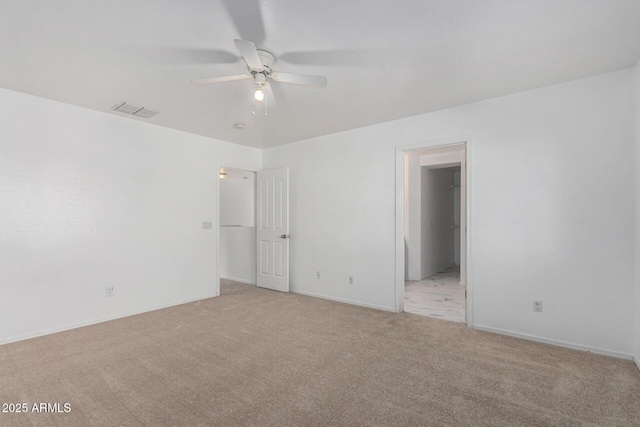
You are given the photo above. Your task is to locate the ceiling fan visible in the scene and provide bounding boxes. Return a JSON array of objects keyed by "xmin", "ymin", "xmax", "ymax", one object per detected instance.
[{"xmin": 192, "ymin": 39, "xmax": 327, "ymax": 106}]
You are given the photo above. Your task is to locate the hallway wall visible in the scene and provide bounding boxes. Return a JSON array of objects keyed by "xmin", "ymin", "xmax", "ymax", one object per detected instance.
[
  {"xmin": 405, "ymin": 156, "xmax": 422, "ymax": 280},
  {"xmin": 420, "ymin": 167, "xmax": 455, "ymax": 278},
  {"xmin": 219, "ymin": 226, "xmax": 256, "ymax": 284},
  {"xmin": 453, "ymin": 171, "xmax": 461, "ymax": 266}
]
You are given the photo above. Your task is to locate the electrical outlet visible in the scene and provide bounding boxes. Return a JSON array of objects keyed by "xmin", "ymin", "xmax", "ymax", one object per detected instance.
[
  {"xmin": 105, "ymin": 286, "xmax": 114, "ymax": 297},
  {"xmin": 316, "ymin": 271, "xmax": 320, "ymax": 280},
  {"xmin": 348, "ymin": 276, "xmax": 354, "ymax": 285},
  {"xmin": 202, "ymin": 222, "xmax": 212, "ymax": 229},
  {"xmin": 533, "ymin": 300, "xmax": 543, "ymax": 313}
]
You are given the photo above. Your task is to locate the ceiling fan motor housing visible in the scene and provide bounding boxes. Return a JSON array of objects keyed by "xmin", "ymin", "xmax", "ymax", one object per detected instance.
[
  {"xmin": 256, "ymin": 50, "xmax": 275, "ymax": 74},
  {"xmin": 252, "ymin": 50, "xmax": 274, "ymax": 90}
]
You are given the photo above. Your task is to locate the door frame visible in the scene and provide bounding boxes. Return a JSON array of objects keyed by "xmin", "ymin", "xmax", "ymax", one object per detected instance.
[
  {"xmin": 395, "ymin": 135, "xmax": 474, "ymax": 327},
  {"xmin": 215, "ymin": 164, "xmax": 260, "ymax": 297}
]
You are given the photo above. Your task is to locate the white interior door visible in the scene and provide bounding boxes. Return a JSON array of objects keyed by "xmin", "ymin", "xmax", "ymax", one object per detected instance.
[{"xmin": 256, "ymin": 168, "xmax": 289, "ymax": 292}]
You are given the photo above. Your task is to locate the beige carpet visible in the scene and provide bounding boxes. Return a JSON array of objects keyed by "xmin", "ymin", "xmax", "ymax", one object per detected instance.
[{"xmin": 1, "ymin": 280, "xmax": 639, "ymax": 426}]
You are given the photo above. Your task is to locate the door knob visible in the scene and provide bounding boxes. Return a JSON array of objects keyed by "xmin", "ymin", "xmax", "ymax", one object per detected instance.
[{"xmin": 280, "ymin": 234, "xmax": 290, "ymax": 239}]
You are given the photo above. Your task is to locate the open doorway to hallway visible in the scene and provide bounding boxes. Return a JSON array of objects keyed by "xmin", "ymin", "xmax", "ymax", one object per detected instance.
[
  {"xmin": 218, "ymin": 166, "xmax": 257, "ymax": 288},
  {"xmin": 401, "ymin": 144, "xmax": 467, "ymax": 323}
]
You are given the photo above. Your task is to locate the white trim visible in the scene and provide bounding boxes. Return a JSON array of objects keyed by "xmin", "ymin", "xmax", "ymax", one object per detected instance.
[
  {"xmin": 215, "ymin": 162, "xmax": 221, "ymax": 297},
  {"xmin": 465, "ymin": 138, "xmax": 474, "ymax": 327},
  {"xmin": 395, "ymin": 147, "xmax": 405, "ymax": 313},
  {"xmin": 634, "ymin": 356, "xmax": 640, "ymax": 372},
  {"xmin": 395, "ymin": 135, "xmax": 473, "ymax": 328},
  {"xmin": 291, "ymin": 289, "xmax": 395, "ymax": 312},
  {"xmin": 220, "ymin": 276, "xmax": 255, "ymax": 285},
  {"xmin": 0, "ymin": 294, "xmax": 217, "ymax": 347},
  {"xmin": 474, "ymin": 324, "xmax": 633, "ymax": 360}
]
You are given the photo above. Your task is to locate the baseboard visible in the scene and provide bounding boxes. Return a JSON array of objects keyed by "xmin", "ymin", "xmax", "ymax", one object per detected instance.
[
  {"xmin": 291, "ymin": 289, "xmax": 395, "ymax": 312},
  {"xmin": 634, "ymin": 356, "xmax": 640, "ymax": 372},
  {"xmin": 474, "ymin": 325, "xmax": 633, "ymax": 360},
  {"xmin": 220, "ymin": 276, "xmax": 255, "ymax": 285},
  {"xmin": 0, "ymin": 293, "xmax": 218, "ymax": 347}
]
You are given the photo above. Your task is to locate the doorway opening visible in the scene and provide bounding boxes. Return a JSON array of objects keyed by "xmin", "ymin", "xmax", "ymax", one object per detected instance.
[
  {"xmin": 395, "ymin": 140, "xmax": 470, "ymax": 326},
  {"xmin": 218, "ymin": 166, "xmax": 257, "ymax": 296},
  {"xmin": 405, "ymin": 163, "xmax": 462, "ymax": 321}
]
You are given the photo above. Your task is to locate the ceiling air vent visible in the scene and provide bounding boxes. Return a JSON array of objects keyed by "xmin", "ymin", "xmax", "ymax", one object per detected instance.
[{"xmin": 111, "ymin": 101, "xmax": 160, "ymax": 119}]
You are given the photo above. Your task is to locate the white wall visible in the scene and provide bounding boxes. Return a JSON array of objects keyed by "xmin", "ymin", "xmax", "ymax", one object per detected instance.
[
  {"xmin": 0, "ymin": 88, "xmax": 261, "ymax": 344},
  {"xmin": 634, "ymin": 61, "xmax": 640, "ymax": 368},
  {"xmin": 263, "ymin": 69, "xmax": 635, "ymax": 357},
  {"xmin": 420, "ymin": 167, "xmax": 455, "ymax": 278}
]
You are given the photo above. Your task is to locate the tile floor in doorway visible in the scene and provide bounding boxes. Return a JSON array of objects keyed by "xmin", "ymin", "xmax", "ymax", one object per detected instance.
[{"xmin": 404, "ymin": 266, "xmax": 465, "ymax": 323}]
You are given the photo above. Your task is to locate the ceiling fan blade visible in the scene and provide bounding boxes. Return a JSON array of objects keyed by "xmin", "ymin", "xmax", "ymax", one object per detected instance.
[
  {"xmin": 271, "ymin": 72, "xmax": 327, "ymax": 87},
  {"xmin": 234, "ymin": 39, "xmax": 263, "ymax": 70},
  {"xmin": 191, "ymin": 74, "xmax": 250, "ymax": 85},
  {"xmin": 112, "ymin": 45, "xmax": 240, "ymax": 66},
  {"xmin": 221, "ymin": 0, "xmax": 266, "ymax": 46},
  {"xmin": 264, "ymin": 83, "xmax": 276, "ymax": 107}
]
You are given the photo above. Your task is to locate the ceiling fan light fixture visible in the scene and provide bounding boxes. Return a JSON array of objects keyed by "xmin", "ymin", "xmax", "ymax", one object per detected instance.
[{"xmin": 191, "ymin": 39, "xmax": 326, "ymax": 107}]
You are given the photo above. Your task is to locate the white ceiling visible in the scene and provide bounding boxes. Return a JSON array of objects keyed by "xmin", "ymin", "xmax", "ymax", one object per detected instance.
[{"xmin": 1, "ymin": 1, "xmax": 639, "ymax": 149}]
